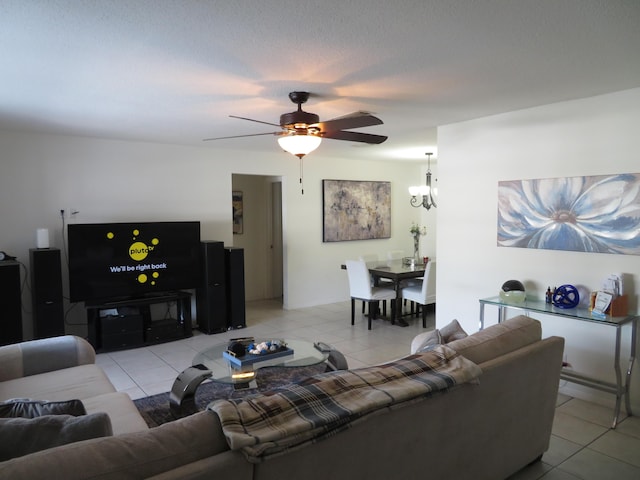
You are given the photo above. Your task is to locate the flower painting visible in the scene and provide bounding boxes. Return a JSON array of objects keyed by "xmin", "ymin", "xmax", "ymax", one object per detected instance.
[{"xmin": 497, "ymin": 173, "xmax": 640, "ymax": 255}]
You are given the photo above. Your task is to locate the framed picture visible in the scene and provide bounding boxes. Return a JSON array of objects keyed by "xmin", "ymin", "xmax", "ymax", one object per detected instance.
[
  {"xmin": 497, "ymin": 173, "xmax": 640, "ymax": 255},
  {"xmin": 322, "ymin": 180, "xmax": 391, "ymax": 242},
  {"xmin": 232, "ymin": 191, "xmax": 243, "ymax": 234}
]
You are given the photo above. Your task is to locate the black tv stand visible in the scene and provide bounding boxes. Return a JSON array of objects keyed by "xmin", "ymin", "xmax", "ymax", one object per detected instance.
[{"xmin": 86, "ymin": 291, "xmax": 193, "ymax": 352}]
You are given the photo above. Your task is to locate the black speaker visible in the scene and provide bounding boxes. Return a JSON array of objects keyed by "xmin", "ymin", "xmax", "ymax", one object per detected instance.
[
  {"xmin": 30, "ymin": 248, "xmax": 65, "ymax": 339},
  {"xmin": 0, "ymin": 261, "xmax": 23, "ymax": 345},
  {"xmin": 196, "ymin": 241, "xmax": 228, "ymax": 334},
  {"xmin": 225, "ymin": 247, "xmax": 246, "ymax": 329}
]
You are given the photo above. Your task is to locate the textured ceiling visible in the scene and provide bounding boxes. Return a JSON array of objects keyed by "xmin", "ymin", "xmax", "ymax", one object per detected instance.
[{"xmin": 1, "ymin": 0, "xmax": 639, "ymax": 162}]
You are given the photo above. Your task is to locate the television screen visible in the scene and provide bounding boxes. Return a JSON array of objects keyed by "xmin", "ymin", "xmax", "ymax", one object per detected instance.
[{"xmin": 68, "ymin": 221, "xmax": 201, "ymax": 303}]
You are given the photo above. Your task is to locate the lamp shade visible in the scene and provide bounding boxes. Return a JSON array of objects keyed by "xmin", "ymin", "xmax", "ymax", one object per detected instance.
[{"xmin": 277, "ymin": 134, "xmax": 322, "ymax": 158}]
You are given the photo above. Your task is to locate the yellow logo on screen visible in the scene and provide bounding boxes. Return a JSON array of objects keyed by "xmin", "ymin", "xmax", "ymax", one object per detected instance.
[
  {"xmin": 121, "ymin": 229, "xmax": 159, "ymax": 261},
  {"xmin": 129, "ymin": 241, "xmax": 154, "ymax": 261},
  {"xmin": 105, "ymin": 229, "xmax": 161, "ymax": 285}
]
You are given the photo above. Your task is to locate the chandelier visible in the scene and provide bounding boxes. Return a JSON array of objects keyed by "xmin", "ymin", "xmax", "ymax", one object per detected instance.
[{"xmin": 409, "ymin": 152, "xmax": 437, "ymax": 210}]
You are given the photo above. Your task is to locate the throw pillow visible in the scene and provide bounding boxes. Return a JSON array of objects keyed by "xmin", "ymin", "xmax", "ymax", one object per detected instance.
[
  {"xmin": 0, "ymin": 399, "xmax": 86, "ymax": 418},
  {"xmin": 0, "ymin": 412, "xmax": 113, "ymax": 461},
  {"xmin": 440, "ymin": 319, "xmax": 468, "ymax": 343},
  {"xmin": 415, "ymin": 329, "xmax": 442, "ymax": 353}
]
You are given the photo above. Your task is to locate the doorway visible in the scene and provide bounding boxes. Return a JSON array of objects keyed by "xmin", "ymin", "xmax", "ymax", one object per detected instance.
[{"xmin": 231, "ymin": 174, "xmax": 284, "ymax": 303}]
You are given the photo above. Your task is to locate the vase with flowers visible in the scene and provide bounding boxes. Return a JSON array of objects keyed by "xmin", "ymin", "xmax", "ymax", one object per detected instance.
[{"xmin": 410, "ymin": 223, "xmax": 427, "ymax": 259}]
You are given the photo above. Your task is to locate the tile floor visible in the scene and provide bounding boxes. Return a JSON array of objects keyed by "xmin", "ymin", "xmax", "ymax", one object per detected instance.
[{"xmin": 96, "ymin": 299, "xmax": 640, "ymax": 480}]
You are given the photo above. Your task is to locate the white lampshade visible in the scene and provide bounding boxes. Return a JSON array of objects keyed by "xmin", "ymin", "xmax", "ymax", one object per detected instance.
[
  {"xmin": 277, "ymin": 134, "xmax": 322, "ymax": 158},
  {"xmin": 408, "ymin": 186, "xmax": 420, "ymax": 196}
]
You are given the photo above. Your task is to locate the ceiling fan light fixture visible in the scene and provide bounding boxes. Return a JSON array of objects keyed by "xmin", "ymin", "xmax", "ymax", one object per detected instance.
[{"xmin": 277, "ymin": 134, "xmax": 322, "ymax": 159}]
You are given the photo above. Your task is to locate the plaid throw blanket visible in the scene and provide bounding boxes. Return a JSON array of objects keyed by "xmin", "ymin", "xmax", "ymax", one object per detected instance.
[{"xmin": 209, "ymin": 345, "xmax": 482, "ymax": 462}]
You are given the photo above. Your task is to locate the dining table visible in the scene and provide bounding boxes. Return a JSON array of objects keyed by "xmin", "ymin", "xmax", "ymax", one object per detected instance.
[{"xmin": 342, "ymin": 259, "xmax": 426, "ymax": 327}]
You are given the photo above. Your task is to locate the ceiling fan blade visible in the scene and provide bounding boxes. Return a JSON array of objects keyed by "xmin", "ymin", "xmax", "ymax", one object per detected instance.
[
  {"xmin": 316, "ymin": 112, "xmax": 383, "ymax": 132},
  {"xmin": 229, "ymin": 115, "xmax": 282, "ymax": 128},
  {"xmin": 203, "ymin": 132, "xmax": 279, "ymax": 141},
  {"xmin": 322, "ymin": 130, "xmax": 388, "ymax": 144}
]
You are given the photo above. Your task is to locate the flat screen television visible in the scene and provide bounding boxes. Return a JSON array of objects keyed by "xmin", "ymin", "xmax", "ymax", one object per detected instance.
[{"xmin": 68, "ymin": 221, "xmax": 201, "ymax": 303}]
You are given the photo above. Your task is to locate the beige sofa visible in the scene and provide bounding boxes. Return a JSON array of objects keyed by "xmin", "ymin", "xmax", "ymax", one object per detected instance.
[
  {"xmin": 0, "ymin": 315, "xmax": 564, "ymax": 480},
  {"xmin": 0, "ymin": 335, "xmax": 148, "ymax": 436}
]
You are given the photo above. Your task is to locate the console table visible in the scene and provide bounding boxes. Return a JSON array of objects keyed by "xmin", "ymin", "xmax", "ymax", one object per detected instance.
[{"xmin": 479, "ymin": 296, "xmax": 637, "ymax": 428}]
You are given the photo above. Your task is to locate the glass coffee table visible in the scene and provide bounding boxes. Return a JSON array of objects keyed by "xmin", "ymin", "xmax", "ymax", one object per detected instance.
[{"xmin": 170, "ymin": 339, "xmax": 329, "ymax": 414}]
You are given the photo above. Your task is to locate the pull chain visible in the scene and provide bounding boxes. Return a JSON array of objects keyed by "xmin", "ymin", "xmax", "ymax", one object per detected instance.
[{"xmin": 299, "ymin": 157, "xmax": 304, "ymax": 195}]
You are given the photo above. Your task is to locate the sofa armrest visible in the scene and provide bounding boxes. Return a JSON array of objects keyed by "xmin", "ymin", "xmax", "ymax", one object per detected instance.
[
  {"xmin": 0, "ymin": 336, "xmax": 96, "ymax": 382},
  {"xmin": 0, "ymin": 411, "xmax": 240, "ymax": 480}
]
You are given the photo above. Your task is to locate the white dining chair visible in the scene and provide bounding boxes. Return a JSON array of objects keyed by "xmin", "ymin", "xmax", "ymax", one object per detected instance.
[
  {"xmin": 345, "ymin": 259, "xmax": 396, "ymax": 330},
  {"xmin": 358, "ymin": 254, "xmax": 383, "ymax": 312},
  {"xmin": 401, "ymin": 261, "xmax": 433, "ymax": 328}
]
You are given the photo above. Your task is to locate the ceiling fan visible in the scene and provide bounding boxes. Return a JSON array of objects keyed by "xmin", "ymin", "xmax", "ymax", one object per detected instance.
[
  {"xmin": 203, "ymin": 91, "xmax": 388, "ymax": 159},
  {"xmin": 204, "ymin": 91, "xmax": 387, "ymax": 194}
]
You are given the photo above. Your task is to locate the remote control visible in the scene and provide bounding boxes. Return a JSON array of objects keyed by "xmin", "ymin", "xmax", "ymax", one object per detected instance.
[{"xmin": 314, "ymin": 342, "xmax": 332, "ymax": 353}]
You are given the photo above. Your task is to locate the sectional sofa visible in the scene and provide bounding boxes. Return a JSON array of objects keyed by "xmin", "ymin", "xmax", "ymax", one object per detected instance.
[{"xmin": 0, "ymin": 315, "xmax": 564, "ymax": 479}]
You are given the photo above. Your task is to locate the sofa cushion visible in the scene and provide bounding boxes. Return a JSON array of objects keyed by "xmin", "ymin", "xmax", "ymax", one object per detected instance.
[
  {"xmin": 0, "ymin": 412, "xmax": 113, "ymax": 461},
  {"xmin": 0, "ymin": 364, "xmax": 115, "ymax": 404},
  {"xmin": 447, "ymin": 315, "xmax": 542, "ymax": 365},
  {"xmin": 413, "ymin": 329, "xmax": 442, "ymax": 352},
  {"xmin": 0, "ymin": 398, "xmax": 86, "ymax": 418},
  {"xmin": 440, "ymin": 319, "xmax": 468, "ymax": 343},
  {"xmin": 0, "ymin": 411, "xmax": 241, "ymax": 479},
  {"xmin": 82, "ymin": 392, "xmax": 150, "ymax": 435},
  {"xmin": 411, "ymin": 319, "xmax": 468, "ymax": 353}
]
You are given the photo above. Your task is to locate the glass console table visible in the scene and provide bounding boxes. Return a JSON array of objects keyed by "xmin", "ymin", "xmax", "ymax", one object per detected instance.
[{"xmin": 479, "ymin": 296, "xmax": 637, "ymax": 428}]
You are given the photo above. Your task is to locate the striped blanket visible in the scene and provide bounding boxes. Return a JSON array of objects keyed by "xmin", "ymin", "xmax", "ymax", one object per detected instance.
[{"xmin": 209, "ymin": 344, "xmax": 482, "ymax": 462}]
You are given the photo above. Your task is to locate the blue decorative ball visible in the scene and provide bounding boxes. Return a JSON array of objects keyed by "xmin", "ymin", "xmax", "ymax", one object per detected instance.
[{"xmin": 552, "ymin": 284, "xmax": 580, "ymax": 309}]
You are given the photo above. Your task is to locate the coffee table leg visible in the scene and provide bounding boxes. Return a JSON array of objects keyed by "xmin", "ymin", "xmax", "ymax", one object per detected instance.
[{"xmin": 170, "ymin": 364, "xmax": 213, "ymax": 416}]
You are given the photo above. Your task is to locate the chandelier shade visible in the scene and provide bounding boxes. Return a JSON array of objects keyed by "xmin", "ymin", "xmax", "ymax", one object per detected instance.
[{"xmin": 277, "ymin": 134, "xmax": 322, "ymax": 159}]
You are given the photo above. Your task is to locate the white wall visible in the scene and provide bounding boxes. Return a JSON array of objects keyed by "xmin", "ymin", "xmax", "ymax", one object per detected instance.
[
  {"xmin": 437, "ymin": 87, "xmax": 640, "ymax": 412},
  {"xmin": 0, "ymin": 130, "xmax": 429, "ymax": 338}
]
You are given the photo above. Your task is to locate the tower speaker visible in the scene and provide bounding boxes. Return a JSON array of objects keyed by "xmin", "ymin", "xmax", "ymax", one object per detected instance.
[
  {"xmin": 0, "ymin": 261, "xmax": 23, "ymax": 345},
  {"xmin": 225, "ymin": 247, "xmax": 246, "ymax": 329},
  {"xmin": 30, "ymin": 248, "xmax": 64, "ymax": 339},
  {"xmin": 196, "ymin": 241, "xmax": 227, "ymax": 334}
]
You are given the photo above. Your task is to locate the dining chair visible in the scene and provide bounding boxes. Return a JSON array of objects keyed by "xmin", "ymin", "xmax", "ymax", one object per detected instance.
[
  {"xmin": 386, "ymin": 249, "xmax": 418, "ymax": 301},
  {"xmin": 400, "ymin": 261, "xmax": 433, "ymax": 328},
  {"xmin": 345, "ymin": 259, "xmax": 396, "ymax": 330},
  {"xmin": 358, "ymin": 254, "xmax": 383, "ymax": 312}
]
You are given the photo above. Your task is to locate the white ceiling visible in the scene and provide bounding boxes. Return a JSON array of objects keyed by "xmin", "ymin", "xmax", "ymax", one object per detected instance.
[{"xmin": 1, "ymin": 1, "xmax": 639, "ymax": 162}]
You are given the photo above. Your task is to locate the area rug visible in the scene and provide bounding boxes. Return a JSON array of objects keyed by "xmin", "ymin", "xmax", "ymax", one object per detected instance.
[{"xmin": 134, "ymin": 364, "xmax": 327, "ymax": 428}]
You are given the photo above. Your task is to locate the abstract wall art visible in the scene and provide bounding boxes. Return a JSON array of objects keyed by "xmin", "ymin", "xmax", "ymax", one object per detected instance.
[
  {"xmin": 497, "ymin": 173, "xmax": 640, "ymax": 255},
  {"xmin": 322, "ymin": 180, "xmax": 391, "ymax": 242}
]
